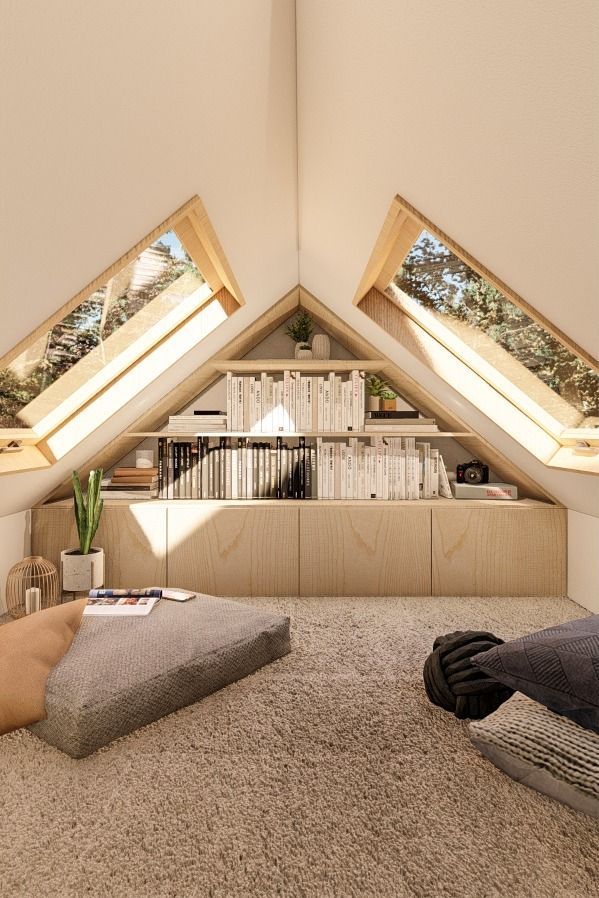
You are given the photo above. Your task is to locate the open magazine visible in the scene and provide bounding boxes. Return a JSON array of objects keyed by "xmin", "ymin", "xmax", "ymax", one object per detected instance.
[{"xmin": 83, "ymin": 587, "xmax": 196, "ymax": 616}]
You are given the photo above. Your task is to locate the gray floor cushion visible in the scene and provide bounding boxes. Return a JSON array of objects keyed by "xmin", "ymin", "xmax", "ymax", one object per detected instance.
[
  {"xmin": 470, "ymin": 692, "xmax": 599, "ymax": 818},
  {"xmin": 28, "ymin": 595, "xmax": 291, "ymax": 758}
]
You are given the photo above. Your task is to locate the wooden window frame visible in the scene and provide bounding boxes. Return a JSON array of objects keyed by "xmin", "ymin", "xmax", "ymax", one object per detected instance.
[
  {"xmin": 355, "ymin": 195, "xmax": 599, "ymax": 474},
  {"xmin": 0, "ymin": 197, "xmax": 243, "ymax": 474}
]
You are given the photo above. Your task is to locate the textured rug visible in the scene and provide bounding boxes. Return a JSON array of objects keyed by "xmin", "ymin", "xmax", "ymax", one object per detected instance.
[{"xmin": 1, "ymin": 596, "xmax": 598, "ymax": 898}]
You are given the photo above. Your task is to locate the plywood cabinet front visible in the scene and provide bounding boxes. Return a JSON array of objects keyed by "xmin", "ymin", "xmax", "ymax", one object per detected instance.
[
  {"xmin": 299, "ymin": 507, "xmax": 431, "ymax": 596},
  {"xmin": 167, "ymin": 506, "xmax": 299, "ymax": 596},
  {"xmin": 432, "ymin": 507, "xmax": 566, "ymax": 597},
  {"xmin": 31, "ymin": 505, "xmax": 167, "ymax": 588}
]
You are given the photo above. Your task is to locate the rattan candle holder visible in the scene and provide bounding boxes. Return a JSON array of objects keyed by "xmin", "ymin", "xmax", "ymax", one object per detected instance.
[{"xmin": 5, "ymin": 556, "xmax": 60, "ymax": 619}]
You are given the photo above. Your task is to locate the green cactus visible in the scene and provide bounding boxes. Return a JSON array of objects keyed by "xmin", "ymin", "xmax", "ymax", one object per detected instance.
[{"xmin": 72, "ymin": 469, "xmax": 104, "ymax": 555}]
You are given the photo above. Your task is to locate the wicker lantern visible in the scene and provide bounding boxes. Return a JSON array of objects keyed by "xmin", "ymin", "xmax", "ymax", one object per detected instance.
[{"xmin": 5, "ymin": 556, "xmax": 60, "ymax": 619}]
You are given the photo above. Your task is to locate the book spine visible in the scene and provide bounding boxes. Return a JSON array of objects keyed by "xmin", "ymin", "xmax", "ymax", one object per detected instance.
[
  {"xmin": 317, "ymin": 377, "xmax": 324, "ymax": 432},
  {"xmin": 430, "ymin": 448, "xmax": 439, "ymax": 499},
  {"xmin": 158, "ymin": 437, "xmax": 166, "ymax": 499},
  {"xmin": 306, "ymin": 377, "xmax": 313, "ymax": 434},
  {"xmin": 299, "ymin": 436, "xmax": 306, "ymax": 500},
  {"xmin": 230, "ymin": 442, "xmax": 237, "ymax": 499},
  {"xmin": 305, "ymin": 446, "xmax": 312, "ymax": 499},
  {"xmin": 173, "ymin": 442, "xmax": 180, "ymax": 500},
  {"xmin": 277, "ymin": 436, "xmax": 283, "ymax": 499},
  {"xmin": 249, "ymin": 378, "xmax": 256, "ymax": 432},
  {"xmin": 219, "ymin": 438, "xmax": 226, "ymax": 499},
  {"xmin": 359, "ymin": 370, "xmax": 365, "ymax": 431},
  {"xmin": 208, "ymin": 446, "xmax": 215, "ymax": 499},
  {"xmin": 351, "ymin": 370, "xmax": 360, "ymax": 432},
  {"xmin": 191, "ymin": 441, "xmax": 199, "ymax": 499},
  {"xmin": 226, "ymin": 371, "xmax": 232, "ymax": 432},
  {"xmin": 438, "ymin": 454, "xmax": 453, "ymax": 498},
  {"xmin": 334, "ymin": 376, "xmax": 343, "ymax": 432}
]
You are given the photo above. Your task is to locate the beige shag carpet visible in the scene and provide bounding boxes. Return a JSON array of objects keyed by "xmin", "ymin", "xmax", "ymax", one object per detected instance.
[{"xmin": 1, "ymin": 595, "xmax": 598, "ymax": 898}]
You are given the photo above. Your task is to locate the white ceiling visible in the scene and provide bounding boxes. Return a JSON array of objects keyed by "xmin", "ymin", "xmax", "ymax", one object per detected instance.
[{"xmin": 0, "ymin": 0, "xmax": 597, "ymax": 517}]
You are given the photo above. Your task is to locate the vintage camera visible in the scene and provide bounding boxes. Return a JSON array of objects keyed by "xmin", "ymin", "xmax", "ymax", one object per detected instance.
[{"xmin": 456, "ymin": 459, "xmax": 489, "ymax": 485}]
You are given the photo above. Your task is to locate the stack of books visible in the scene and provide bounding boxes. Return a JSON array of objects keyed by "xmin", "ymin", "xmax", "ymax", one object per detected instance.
[
  {"xmin": 101, "ymin": 467, "xmax": 159, "ymax": 500},
  {"xmin": 364, "ymin": 411, "xmax": 439, "ymax": 433},
  {"xmin": 168, "ymin": 411, "xmax": 227, "ymax": 434}
]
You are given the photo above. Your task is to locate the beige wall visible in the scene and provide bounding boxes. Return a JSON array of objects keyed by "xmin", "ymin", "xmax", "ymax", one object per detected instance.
[{"xmin": 0, "ymin": 512, "xmax": 31, "ymax": 615}]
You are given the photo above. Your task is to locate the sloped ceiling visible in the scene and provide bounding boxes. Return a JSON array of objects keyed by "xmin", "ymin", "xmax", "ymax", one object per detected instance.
[{"xmin": 0, "ymin": 0, "xmax": 598, "ymax": 518}]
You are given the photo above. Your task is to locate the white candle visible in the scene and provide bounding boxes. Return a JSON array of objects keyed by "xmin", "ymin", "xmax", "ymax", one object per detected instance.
[{"xmin": 25, "ymin": 586, "xmax": 41, "ymax": 614}]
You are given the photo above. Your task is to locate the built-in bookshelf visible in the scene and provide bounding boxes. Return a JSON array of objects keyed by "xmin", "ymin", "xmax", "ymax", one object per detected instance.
[{"xmin": 118, "ymin": 359, "xmax": 478, "ymax": 503}]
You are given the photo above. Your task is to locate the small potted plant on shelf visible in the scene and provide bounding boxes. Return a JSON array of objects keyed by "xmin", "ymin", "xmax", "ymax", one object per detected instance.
[
  {"xmin": 285, "ymin": 311, "xmax": 314, "ymax": 359},
  {"xmin": 365, "ymin": 374, "xmax": 393, "ymax": 411},
  {"xmin": 380, "ymin": 388, "xmax": 398, "ymax": 411},
  {"xmin": 61, "ymin": 469, "xmax": 105, "ymax": 593}
]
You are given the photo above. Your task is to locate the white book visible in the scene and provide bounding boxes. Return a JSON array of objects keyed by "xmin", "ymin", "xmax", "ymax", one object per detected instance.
[
  {"xmin": 334, "ymin": 442, "xmax": 342, "ymax": 499},
  {"xmin": 231, "ymin": 445, "xmax": 238, "ymax": 499},
  {"xmin": 237, "ymin": 377, "xmax": 244, "ymax": 433},
  {"xmin": 328, "ymin": 442, "xmax": 335, "ymax": 499},
  {"xmin": 438, "ymin": 454, "xmax": 453, "ymax": 499},
  {"xmin": 289, "ymin": 371, "xmax": 297, "ymax": 431},
  {"xmin": 329, "ymin": 372, "xmax": 336, "ymax": 431},
  {"xmin": 358, "ymin": 371, "xmax": 365, "ymax": 432},
  {"xmin": 351, "ymin": 370, "xmax": 360, "ymax": 432},
  {"xmin": 430, "ymin": 448, "xmax": 440, "ymax": 499},
  {"xmin": 382, "ymin": 446, "xmax": 389, "ymax": 500},
  {"xmin": 254, "ymin": 381, "xmax": 262, "ymax": 433},
  {"xmin": 346, "ymin": 443, "xmax": 353, "ymax": 500},
  {"xmin": 323, "ymin": 378, "xmax": 331, "ymax": 431},
  {"xmin": 283, "ymin": 370, "xmax": 291, "ymax": 432},
  {"xmin": 248, "ymin": 378, "xmax": 256, "ymax": 432},
  {"xmin": 340, "ymin": 443, "xmax": 347, "ymax": 499},
  {"xmin": 226, "ymin": 372, "xmax": 233, "ymax": 432},
  {"xmin": 260, "ymin": 372, "xmax": 268, "ymax": 432},
  {"xmin": 300, "ymin": 376, "xmax": 308, "ymax": 432},
  {"xmin": 316, "ymin": 437, "xmax": 323, "ymax": 499},
  {"xmin": 334, "ymin": 376, "xmax": 343, "ymax": 432},
  {"xmin": 317, "ymin": 377, "xmax": 324, "ymax": 432},
  {"xmin": 374, "ymin": 437, "xmax": 383, "ymax": 499},
  {"xmin": 357, "ymin": 441, "xmax": 366, "ymax": 499},
  {"xmin": 306, "ymin": 377, "xmax": 313, "ymax": 433}
]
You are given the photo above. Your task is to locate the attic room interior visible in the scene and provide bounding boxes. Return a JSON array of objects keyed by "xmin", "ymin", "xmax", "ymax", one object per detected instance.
[{"xmin": 1, "ymin": 1, "xmax": 598, "ymax": 896}]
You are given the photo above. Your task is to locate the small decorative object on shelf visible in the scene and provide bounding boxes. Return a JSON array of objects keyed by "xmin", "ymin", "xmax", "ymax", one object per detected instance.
[
  {"xmin": 136, "ymin": 449, "xmax": 154, "ymax": 469},
  {"xmin": 295, "ymin": 343, "xmax": 313, "ymax": 360},
  {"xmin": 380, "ymin": 391, "xmax": 397, "ymax": 411},
  {"xmin": 365, "ymin": 374, "xmax": 392, "ymax": 411},
  {"xmin": 311, "ymin": 333, "xmax": 331, "ymax": 360},
  {"xmin": 5, "ymin": 556, "xmax": 60, "ymax": 619},
  {"xmin": 61, "ymin": 469, "xmax": 105, "ymax": 592},
  {"xmin": 285, "ymin": 311, "xmax": 314, "ymax": 357}
]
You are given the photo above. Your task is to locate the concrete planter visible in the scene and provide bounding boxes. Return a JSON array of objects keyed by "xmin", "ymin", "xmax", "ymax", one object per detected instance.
[{"xmin": 61, "ymin": 547, "xmax": 105, "ymax": 592}]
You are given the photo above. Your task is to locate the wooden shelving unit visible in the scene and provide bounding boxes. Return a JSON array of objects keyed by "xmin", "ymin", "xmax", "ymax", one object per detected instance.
[
  {"xmin": 211, "ymin": 359, "xmax": 386, "ymax": 372},
  {"xmin": 126, "ymin": 431, "xmax": 474, "ymax": 438}
]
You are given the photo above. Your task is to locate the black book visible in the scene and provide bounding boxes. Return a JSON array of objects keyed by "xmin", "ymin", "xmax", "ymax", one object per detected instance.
[
  {"xmin": 252, "ymin": 442, "xmax": 259, "ymax": 498},
  {"xmin": 194, "ymin": 410, "xmax": 226, "ymax": 415},
  {"xmin": 305, "ymin": 446, "xmax": 312, "ymax": 499},
  {"xmin": 276, "ymin": 437, "xmax": 283, "ymax": 500},
  {"xmin": 365, "ymin": 410, "xmax": 419, "ymax": 419},
  {"xmin": 158, "ymin": 437, "xmax": 166, "ymax": 499},
  {"xmin": 173, "ymin": 442, "xmax": 181, "ymax": 500},
  {"xmin": 185, "ymin": 442, "xmax": 192, "ymax": 499},
  {"xmin": 208, "ymin": 446, "xmax": 216, "ymax": 499},
  {"xmin": 219, "ymin": 437, "xmax": 226, "ymax": 500},
  {"xmin": 280, "ymin": 445, "xmax": 289, "ymax": 499},
  {"xmin": 299, "ymin": 436, "xmax": 306, "ymax": 500},
  {"xmin": 291, "ymin": 446, "xmax": 299, "ymax": 499},
  {"xmin": 269, "ymin": 447, "xmax": 277, "ymax": 499},
  {"xmin": 191, "ymin": 442, "xmax": 199, "ymax": 498}
]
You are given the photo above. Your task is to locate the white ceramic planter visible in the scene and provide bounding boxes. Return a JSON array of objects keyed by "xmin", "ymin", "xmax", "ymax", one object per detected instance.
[
  {"xmin": 295, "ymin": 346, "xmax": 313, "ymax": 359},
  {"xmin": 367, "ymin": 395, "xmax": 380, "ymax": 411},
  {"xmin": 61, "ymin": 547, "xmax": 105, "ymax": 592},
  {"xmin": 311, "ymin": 334, "xmax": 330, "ymax": 360}
]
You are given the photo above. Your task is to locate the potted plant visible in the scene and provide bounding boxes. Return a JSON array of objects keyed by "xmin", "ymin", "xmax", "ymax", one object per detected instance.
[
  {"xmin": 380, "ymin": 388, "xmax": 398, "ymax": 411},
  {"xmin": 285, "ymin": 311, "xmax": 314, "ymax": 359},
  {"xmin": 61, "ymin": 469, "xmax": 105, "ymax": 592},
  {"xmin": 366, "ymin": 375, "xmax": 392, "ymax": 411}
]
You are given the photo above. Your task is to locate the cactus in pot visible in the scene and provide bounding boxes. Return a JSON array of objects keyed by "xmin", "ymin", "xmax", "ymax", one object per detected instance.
[
  {"xmin": 61, "ymin": 469, "xmax": 105, "ymax": 592},
  {"xmin": 73, "ymin": 469, "xmax": 104, "ymax": 554}
]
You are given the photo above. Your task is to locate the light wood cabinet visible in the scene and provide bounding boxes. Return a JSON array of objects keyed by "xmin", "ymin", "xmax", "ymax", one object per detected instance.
[
  {"xmin": 431, "ymin": 506, "xmax": 566, "ymax": 597},
  {"xmin": 31, "ymin": 505, "xmax": 167, "ymax": 588},
  {"xmin": 31, "ymin": 500, "xmax": 567, "ymax": 598},
  {"xmin": 167, "ymin": 506, "xmax": 299, "ymax": 596},
  {"xmin": 299, "ymin": 506, "xmax": 431, "ymax": 596}
]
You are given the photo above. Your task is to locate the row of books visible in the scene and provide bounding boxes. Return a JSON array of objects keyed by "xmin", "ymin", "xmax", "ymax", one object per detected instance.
[
  {"xmin": 168, "ymin": 412, "xmax": 227, "ymax": 433},
  {"xmin": 225, "ymin": 370, "xmax": 366, "ymax": 433},
  {"xmin": 156, "ymin": 436, "xmax": 453, "ymax": 501}
]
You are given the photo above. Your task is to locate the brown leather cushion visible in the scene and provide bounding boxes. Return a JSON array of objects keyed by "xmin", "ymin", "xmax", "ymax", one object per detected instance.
[{"xmin": 0, "ymin": 600, "xmax": 86, "ymax": 736}]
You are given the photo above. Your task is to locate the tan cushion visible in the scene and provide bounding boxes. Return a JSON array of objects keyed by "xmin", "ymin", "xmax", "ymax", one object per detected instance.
[{"xmin": 0, "ymin": 600, "xmax": 86, "ymax": 736}]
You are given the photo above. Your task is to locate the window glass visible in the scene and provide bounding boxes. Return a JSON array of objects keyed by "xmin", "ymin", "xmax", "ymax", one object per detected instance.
[
  {"xmin": 0, "ymin": 231, "xmax": 207, "ymax": 429},
  {"xmin": 387, "ymin": 230, "xmax": 599, "ymax": 430}
]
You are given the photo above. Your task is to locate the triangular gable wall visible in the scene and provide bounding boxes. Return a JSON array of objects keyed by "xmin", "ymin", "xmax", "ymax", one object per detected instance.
[{"xmin": 42, "ymin": 286, "xmax": 557, "ymax": 505}]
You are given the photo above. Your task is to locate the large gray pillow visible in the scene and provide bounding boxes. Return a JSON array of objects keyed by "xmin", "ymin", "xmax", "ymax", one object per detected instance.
[
  {"xmin": 472, "ymin": 614, "xmax": 599, "ymax": 733},
  {"xmin": 470, "ymin": 693, "xmax": 599, "ymax": 818}
]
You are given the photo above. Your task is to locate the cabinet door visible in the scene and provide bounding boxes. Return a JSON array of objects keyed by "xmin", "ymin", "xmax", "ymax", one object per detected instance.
[
  {"xmin": 31, "ymin": 505, "xmax": 167, "ymax": 588},
  {"xmin": 432, "ymin": 507, "xmax": 566, "ymax": 596},
  {"xmin": 167, "ymin": 506, "xmax": 299, "ymax": 596},
  {"xmin": 299, "ymin": 507, "xmax": 431, "ymax": 596}
]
